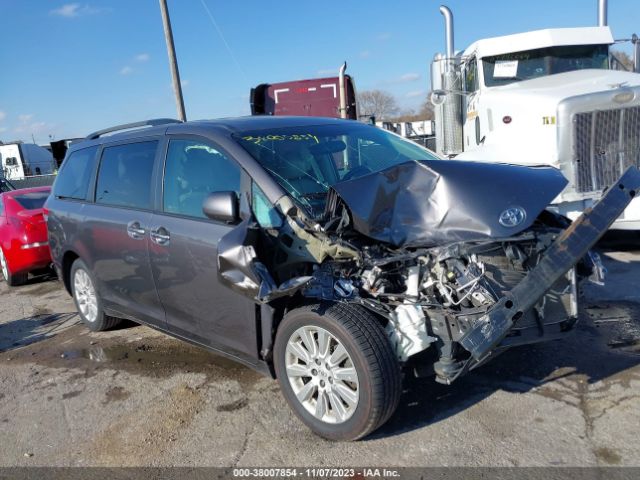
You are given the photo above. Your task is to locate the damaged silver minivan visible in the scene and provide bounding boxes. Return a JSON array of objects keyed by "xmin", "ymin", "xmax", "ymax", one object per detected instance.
[{"xmin": 46, "ymin": 117, "xmax": 640, "ymax": 440}]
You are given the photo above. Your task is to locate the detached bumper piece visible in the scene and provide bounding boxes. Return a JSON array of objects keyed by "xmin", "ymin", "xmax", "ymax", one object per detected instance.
[{"xmin": 459, "ymin": 166, "xmax": 640, "ymax": 362}]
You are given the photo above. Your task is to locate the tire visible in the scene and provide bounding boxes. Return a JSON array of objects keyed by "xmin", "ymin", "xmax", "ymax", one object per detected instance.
[
  {"xmin": 274, "ymin": 303, "xmax": 401, "ymax": 441},
  {"xmin": 70, "ymin": 259, "xmax": 121, "ymax": 331},
  {"xmin": 0, "ymin": 247, "xmax": 28, "ymax": 287}
]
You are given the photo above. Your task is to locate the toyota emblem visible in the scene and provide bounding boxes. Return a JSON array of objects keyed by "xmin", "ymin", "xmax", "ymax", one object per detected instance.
[{"xmin": 499, "ymin": 206, "xmax": 527, "ymax": 228}]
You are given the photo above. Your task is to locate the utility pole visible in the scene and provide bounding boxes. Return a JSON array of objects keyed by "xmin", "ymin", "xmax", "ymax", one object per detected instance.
[{"xmin": 159, "ymin": 0, "xmax": 187, "ymax": 122}]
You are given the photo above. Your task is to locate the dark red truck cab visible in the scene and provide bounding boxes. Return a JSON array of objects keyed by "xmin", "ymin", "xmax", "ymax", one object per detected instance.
[{"xmin": 250, "ymin": 66, "xmax": 358, "ymax": 120}]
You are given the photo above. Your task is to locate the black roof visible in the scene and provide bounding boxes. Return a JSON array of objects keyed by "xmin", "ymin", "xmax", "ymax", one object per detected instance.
[{"xmin": 72, "ymin": 116, "xmax": 354, "ymax": 151}]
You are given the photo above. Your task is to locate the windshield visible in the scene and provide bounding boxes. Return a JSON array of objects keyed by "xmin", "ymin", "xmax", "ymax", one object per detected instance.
[
  {"xmin": 482, "ymin": 44, "xmax": 609, "ymax": 87},
  {"xmin": 234, "ymin": 123, "xmax": 439, "ymax": 218}
]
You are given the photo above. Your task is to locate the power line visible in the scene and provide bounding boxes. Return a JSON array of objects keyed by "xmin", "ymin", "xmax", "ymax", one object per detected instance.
[{"xmin": 199, "ymin": 0, "xmax": 249, "ymax": 83}]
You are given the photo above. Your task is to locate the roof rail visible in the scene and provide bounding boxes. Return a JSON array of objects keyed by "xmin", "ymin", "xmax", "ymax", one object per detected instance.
[{"xmin": 85, "ymin": 118, "xmax": 183, "ymax": 140}]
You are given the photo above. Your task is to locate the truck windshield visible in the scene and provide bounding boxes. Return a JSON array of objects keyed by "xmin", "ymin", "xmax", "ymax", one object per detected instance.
[
  {"xmin": 482, "ymin": 44, "xmax": 609, "ymax": 87},
  {"xmin": 234, "ymin": 123, "xmax": 439, "ymax": 218}
]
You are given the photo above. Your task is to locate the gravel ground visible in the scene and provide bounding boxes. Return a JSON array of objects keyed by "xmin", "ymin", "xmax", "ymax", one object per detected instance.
[{"xmin": 0, "ymin": 250, "xmax": 639, "ymax": 467}]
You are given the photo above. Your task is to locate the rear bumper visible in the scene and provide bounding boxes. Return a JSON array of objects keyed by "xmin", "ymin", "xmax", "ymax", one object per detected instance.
[
  {"xmin": 459, "ymin": 167, "xmax": 640, "ymax": 362},
  {"xmin": 7, "ymin": 244, "xmax": 52, "ymax": 275}
]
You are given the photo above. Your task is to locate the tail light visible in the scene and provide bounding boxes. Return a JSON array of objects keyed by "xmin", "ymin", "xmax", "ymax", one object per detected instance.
[{"xmin": 9, "ymin": 216, "xmax": 37, "ymax": 234}]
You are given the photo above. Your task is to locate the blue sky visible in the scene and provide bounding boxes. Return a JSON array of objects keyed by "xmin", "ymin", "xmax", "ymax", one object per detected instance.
[{"xmin": 0, "ymin": 0, "xmax": 636, "ymax": 144}]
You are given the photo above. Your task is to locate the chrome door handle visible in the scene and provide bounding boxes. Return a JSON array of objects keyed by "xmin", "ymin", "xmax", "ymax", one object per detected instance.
[
  {"xmin": 150, "ymin": 227, "xmax": 170, "ymax": 246},
  {"xmin": 126, "ymin": 221, "xmax": 146, "ymax": 240}
]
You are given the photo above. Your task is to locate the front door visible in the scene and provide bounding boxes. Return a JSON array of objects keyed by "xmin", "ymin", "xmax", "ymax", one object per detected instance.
[{"xmin": 148, "ymin": 137, "xmax": 258, "ymax": 359}]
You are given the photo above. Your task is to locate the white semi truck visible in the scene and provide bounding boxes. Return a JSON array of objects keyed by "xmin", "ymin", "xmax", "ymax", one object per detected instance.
[{"xmin": 431, "ymin": 0, "xmax": 640, "ymax": 229}]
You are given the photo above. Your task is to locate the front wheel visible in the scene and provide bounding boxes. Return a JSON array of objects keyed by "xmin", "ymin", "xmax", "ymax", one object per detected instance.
[
  {"xmin": 70, "ymin": 259, "xmax": 121, "ymax": 331},
  {"xmin": 274, "ymin": 303, "xmax": 401, "ymax": 441}
]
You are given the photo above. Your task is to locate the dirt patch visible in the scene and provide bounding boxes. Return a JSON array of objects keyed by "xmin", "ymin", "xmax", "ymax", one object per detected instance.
[
  {"xmin": 595, "ymin": 446, "xmax": 622, "ymax": 465},
  {"xmin": 216, "ymin": 397, "xmax": 249, "ymax": 412},
  {"xmin": 62, "ymin": 390, "xmax": 82, "ymax": 400},
  {"xmin": 103, "ymin": 386, "xmax": 130, "ymax": 404},
  {"xmin": 19, "ymin": 280, "xmax": 63, "ymax": 297},
  {"xmin": 89, "ymin": 383, "xmax": 205, "ymax": 465}
]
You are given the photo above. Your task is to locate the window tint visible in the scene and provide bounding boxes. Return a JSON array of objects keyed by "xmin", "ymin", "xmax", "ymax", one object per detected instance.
[
  {"xmin": 0, "ymin": 198, "xmax": 4, "ymax": 216},
  {"xmin": 13, "ymin": 191, "xmax": 50, "ymax": 210},
  {"xmin": 53, "ymin": 146, "xmax": 98, "ymax": 200},
  {"xmin": 163, "ymin": 139, "xmax": 241, "ymax": 219},
  {"xmin": 95, "ymin": 141, "xmax": 158, "ymax": 209}
]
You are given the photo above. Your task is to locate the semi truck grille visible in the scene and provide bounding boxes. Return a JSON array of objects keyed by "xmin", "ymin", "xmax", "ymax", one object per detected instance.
[{"xmin": 573, "ymin": 106, "xmax": 640, "ymax": 193}]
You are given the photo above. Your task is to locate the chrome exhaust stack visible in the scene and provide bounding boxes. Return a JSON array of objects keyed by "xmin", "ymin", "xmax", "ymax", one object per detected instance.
[{"xmin": 598, "ymin": 0, "xmax": 608, "ymax": 27}]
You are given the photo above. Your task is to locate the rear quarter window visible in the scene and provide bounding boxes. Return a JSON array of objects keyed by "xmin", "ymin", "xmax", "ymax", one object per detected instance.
[
  {"xmin": 95, "ymin": 141, "xmax": 158, "ymax": 210},
  {"xmin": 54, "ymin": 146, "xmax": 99, "ymax": 200}
]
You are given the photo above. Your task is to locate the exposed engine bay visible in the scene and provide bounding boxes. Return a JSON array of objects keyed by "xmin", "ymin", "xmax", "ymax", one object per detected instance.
[
  {"xmin": 283, "ymin": 226, "xmax": 586, "ymax": 384},
  {"xmin": 217, "ymin": 125, "xmax": 640, "ymax": 385}
]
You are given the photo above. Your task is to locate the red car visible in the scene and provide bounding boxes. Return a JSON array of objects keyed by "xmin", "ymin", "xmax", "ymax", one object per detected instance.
[{"xmin": 0, "ymin": 186, "xmax": 52, "ymax": 286}]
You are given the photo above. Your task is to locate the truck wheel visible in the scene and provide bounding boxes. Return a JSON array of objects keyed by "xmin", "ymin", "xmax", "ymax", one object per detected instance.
[
  {"xmin": 0, "ymin": 247, "xmax": 27, "ymax": 286},
  {"xmin": 274, "ymin": 303, "xmax": 401, "ymax": 441},
  {"xmin": 70, "ymin": 259, "xmax": 121, "ymax": 331}
]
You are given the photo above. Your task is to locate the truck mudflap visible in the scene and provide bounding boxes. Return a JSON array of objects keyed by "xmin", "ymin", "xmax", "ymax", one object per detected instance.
[{"xmin": 459, "ymin": 166, "xmax": 640, "ymax": 361}]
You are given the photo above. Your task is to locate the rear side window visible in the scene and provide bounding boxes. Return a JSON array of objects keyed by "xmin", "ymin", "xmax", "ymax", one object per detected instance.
[
  {"xmin": 53, "ymin": 146, "xmax": 98, "ymax": 200},
  {"xmin": 13, "ymin": 191, "xmax": 50, "ymax": 210},
  {"xmin": 95, "ymin": 141, "xmax": 158, "ymax": 210}
]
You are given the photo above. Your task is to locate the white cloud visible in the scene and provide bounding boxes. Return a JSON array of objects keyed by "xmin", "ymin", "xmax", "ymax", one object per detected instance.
[
  {"xmin": 359, "ymin": 50, "xmax": 371, "ymax": 59},
  {"xmin": 317, "ymin": 68, "xmax": 337, "ymax": 76},
  {"xmin": 377, "ymin": 32, "xmax": 392, "ymax": 41},
  {"xmin": 135, "ymin": 53, "xmax": 150, "ymax": 63},
  {"xmin": 406, "ymin": 90, "xmax": 426, "ymax": 98},
  {"xmin": 120, "ymin": 66, "xmax": 134, "ymax": 76},
  {"xmin": 181, "ymin": 79, "xmax": 190, "ymax": 88},
  {"xmin": 399, "ymin": 73, "xmax": 420, "ymax": 82},
  {"xmin": 0, "ymin": 127, "xmax": 7, "ymax": 133},
  {"xmin": 50, "ymin": 3, "xmax": 106, "ymax": 17},
  {"xmin": 12, "ymin": 114, "xmax": 56, "ymax": 140},
  {"xmin": 0, "ymin": 111, "xmax": 6, "ymax": 122}
]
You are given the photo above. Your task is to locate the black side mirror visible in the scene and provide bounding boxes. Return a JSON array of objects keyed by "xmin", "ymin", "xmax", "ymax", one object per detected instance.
[{"xmin": 202, "ymin": 191, "xmax": 239, "ymax": 223}]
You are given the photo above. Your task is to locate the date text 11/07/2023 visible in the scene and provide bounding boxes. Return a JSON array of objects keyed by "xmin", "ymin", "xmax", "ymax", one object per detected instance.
[{"xmin": 232, "ymin": 468, "xmax": 401, "ymax": 478}]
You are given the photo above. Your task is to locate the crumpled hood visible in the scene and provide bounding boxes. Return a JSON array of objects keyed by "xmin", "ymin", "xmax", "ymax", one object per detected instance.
[{"xmin": 329, "ymin": 159, "xmax": 568, "ymax": 247}]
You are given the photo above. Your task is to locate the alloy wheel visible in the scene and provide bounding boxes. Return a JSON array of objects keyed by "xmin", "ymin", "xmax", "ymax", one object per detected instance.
[
  {"xmin": 285, "ymin": 326, "xmax": 360, "ymax": 424},
  {"xmin": 74, "ymin": 269, "xmax": 98, "ymax": 323}
]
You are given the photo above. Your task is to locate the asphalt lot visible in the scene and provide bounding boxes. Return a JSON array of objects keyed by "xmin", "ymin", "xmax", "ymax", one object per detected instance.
[{"xmin": 1, "ymin": 247, "xmax": 639, "ymax": 467}]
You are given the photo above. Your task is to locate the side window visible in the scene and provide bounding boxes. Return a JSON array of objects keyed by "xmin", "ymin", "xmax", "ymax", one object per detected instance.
[
  {"xmin": 0, "ymin": 197, "xmax": 4, "ymax": 216},
  {"xmin": 163, "ymin": 139, "xmax": 241, "ymax": 219},
  {"xmin": 95, "ymin": 141, "xmax": 158, "ymax": 209},
  {"xmin": 464, "ymin": 57, "xmax": 479, "ymax": 93},
  {"xmin": 251, "ymin": 182, "xmax": 282, "ymax": 229},
  {"xmin": 53, "ymin": 146, "xmax": 99, "ymax": 200}
]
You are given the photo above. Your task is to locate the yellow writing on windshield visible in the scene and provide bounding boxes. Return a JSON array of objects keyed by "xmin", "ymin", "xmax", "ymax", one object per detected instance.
[{"xmin": 242, "ymin": 134, "xmax": 319, "ymax": 144}]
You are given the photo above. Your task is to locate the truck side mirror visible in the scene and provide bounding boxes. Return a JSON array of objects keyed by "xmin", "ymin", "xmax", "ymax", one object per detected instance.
[
  {"xmin": 203, "ymin": 191, "xmax": 239, "ymax": 224},
  {"xmin": 430, "ymin": 90, "xmax": 447, "ymax": 106}
]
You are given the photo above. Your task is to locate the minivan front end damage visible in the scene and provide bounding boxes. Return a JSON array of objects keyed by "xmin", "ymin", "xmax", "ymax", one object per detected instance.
[{"xmin": 218, "ymin": 160, "xmax": 640, "ymax": 385}]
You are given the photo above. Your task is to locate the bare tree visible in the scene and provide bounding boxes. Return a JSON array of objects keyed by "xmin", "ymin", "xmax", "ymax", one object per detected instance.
[
  {"xmin": 358, "ymin": 90, "xmax": 399, "ymax": 120},
  {"xmin": 388, "ymin": 94, "xmax": 434, "ymax": 122},
  {"xmin": 611, "ymin": 50, "xmax": 634, "ymax": 71}
]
